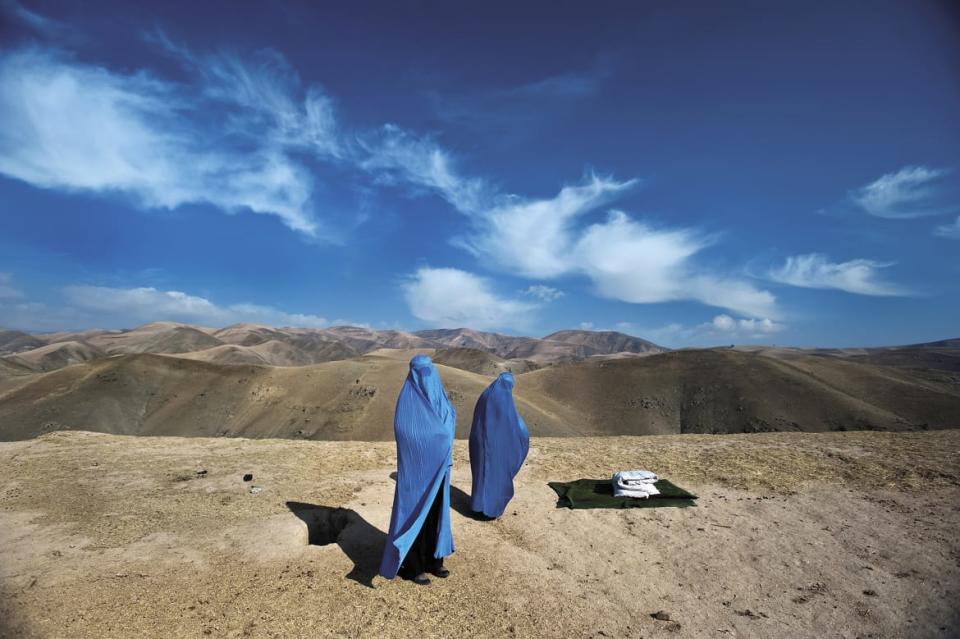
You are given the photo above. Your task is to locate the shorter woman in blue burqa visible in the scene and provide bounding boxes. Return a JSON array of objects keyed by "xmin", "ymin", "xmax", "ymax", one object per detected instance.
[
  {"xmin": 469, "ymin": 371, "xmax": 530, "ymax": 519},
  {"xmin": 379, "ymin": 355, "xmax": 455, "ymax": 585}
]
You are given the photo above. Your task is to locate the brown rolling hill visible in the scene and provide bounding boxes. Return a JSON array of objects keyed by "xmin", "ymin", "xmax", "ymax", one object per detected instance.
[
  {"xmin": 323, "ymin": 326, "xmax": 436, "ymax": 353},
  {"xmin": 414, "ymin": 327, "xmax": 659, "ymax": 362},
  {"xmin": 739, "ymin": 341, "xmax": 960, "ymax": 374},
  {"xmin": 432, "ymin": 347, "xmax": 539, "ymax": 376},
  {"xmin": 0, "ymin": 330, "xmax": 45, "ymax": 354},
  {"xmin": 0, "ymin": 344, "xmax": 957, "ymax": 441},
  {"xmin": 414, "ymin": 328, "xmax": 534, "ymax": 356},
  {"xmin": 519, "ymin": 349, "xmax": 960, "ymax": 436},
  {"xmin": 83, "ymin": 322, "xmax": 224, "ymax": 355},
  {"xmin": 0, "ymin": 322, "xmax": 671, "ymax": 373},
  {"xmin": 543, "ymin": 329, "xmax": 665, "ymax": 355},
  {"xmin": 0, "ymin": 351, "xmax": 580, "ymax": 442},
  {"xmin": 4, "ymin": 340, "xmax": 106, "ymax": 372},
  {"xmin": 0, "ymin": 357, "xmax": 32, "ymax": 380}
]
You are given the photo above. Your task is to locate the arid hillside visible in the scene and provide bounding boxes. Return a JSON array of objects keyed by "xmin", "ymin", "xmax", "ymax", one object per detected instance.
[
  {"xmin": 1, "ymin": 344, "xmax": 957, "ymax": 441},
  {"xmin": 0, "ymin": 323, "xmax": 669, "ymax": 371},
  {"xmin": 520, "ymin": 348, "xmax": 960, "ymax": 435},
  {"xmin": 0, "ymin": 350, "xmax": 583, "ymax": 441}
]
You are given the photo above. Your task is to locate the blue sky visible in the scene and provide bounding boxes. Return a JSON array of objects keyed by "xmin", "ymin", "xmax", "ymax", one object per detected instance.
[{"xmin": 0, "ymin": 1, "xmax": 958, "ymax": 347}]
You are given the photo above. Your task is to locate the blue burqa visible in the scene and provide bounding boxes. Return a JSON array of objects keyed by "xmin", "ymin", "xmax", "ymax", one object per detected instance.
[
  {"xmin": 469, "ymin": 372, "xmax": 530, "ymax": 518},
  {"xmin": 379, "ymin": 355, "xmax": 456, "ymax": 579}
]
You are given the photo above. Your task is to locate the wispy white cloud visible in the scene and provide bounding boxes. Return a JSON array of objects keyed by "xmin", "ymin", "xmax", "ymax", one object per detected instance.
[
  {"xmin": 0, "ymin": 13, "xmax": 782, "ymax": 322},
  {"xmin": 63, "ymin": 285, "xmax": 331, "ymax": 327},
  {"xmin": 934, "ymin": 215, "xmax": 960, "ymax": 239},
  {"xmin": 402, "ymin": 267, "xmax": 536, "ymax": 331},
  {"xmin": 0, "ymin": 272, "xmax": 23, "ymax": 299},
  {"xmin": 524, "ymin": 285, "xmax": 565, "ymax": 302},
  {"xmin": 769, "ymin": 253, "xmax": 908, "ymax": 296},
  {"xmin": 429, "ymin": 62, "xmax": 609, "ymax": 136},
  {"xmin": 2, "ymin": 0, "xmax": 63, "ymax": 36},
  {"xmin": 0, "ymin": 47, "xmax": 329, "ymax": 236},
  {"xmin": 850, "ymin": 165, "xmax": 957, "ymax": 218},
  {"xmin": 0, "ymin": 300, "xmax": 84, "ymax": 331},
  {"xmin": 506, "ymin": 68, "xmax": 607, "ymax": 99},
  {"xmin": 153, "ymin": 34, "xmax": 343, "ymax": 159},
  {"xmin": 358, "ymin": 124, "xmax": 491, "ymax": 214}
]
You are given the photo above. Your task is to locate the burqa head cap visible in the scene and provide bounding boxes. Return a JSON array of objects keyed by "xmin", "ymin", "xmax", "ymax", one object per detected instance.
[{"xmin": 410, "ymin": 354, "xmax": 434, "ymax": 370}]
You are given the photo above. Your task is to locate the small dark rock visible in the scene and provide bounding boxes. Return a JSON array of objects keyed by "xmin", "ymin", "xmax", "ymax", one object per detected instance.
[
  {"xmin": 195, "ymin": 469, "xmax": 207, "ymax": 477},
  {"xmin": 735, "ymin": 609, "xmax": 766, "ymax": 619},
  {"xmin": 651, "ymin": 610, "xmax": 672, "ymax": 621},
  {"xmin": 243, "ymin": 474, "xmax": 253, "ymax": 482},
  {"xmin": 863, "ymin": 589, "xmax": 878, "ymax": 597}
]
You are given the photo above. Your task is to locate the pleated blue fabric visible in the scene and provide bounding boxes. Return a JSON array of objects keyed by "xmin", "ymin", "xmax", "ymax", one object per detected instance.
[
  {"xmin": 469, "ymin": 372, "xmax": 530, "ymax": 518},
  {"xmin": 379, "ymin": 355, "xmax": 456, "ymax": 579}
]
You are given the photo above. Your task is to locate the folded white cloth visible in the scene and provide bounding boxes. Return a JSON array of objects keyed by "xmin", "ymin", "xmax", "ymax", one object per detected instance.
[
  {"xmin": 613, "ymin": 484, "xmax": 660, "ymax": 498},
  {"xmin": 612, "ymin": 470, "xmax": 660, "ymax": 498},
  {"xmin": 619, "ymin": 477, "xmax": 656, "ymax": 486},
  {"xmin": 615, "ymin": 470, "xmax": 658, "ymax": 482}
]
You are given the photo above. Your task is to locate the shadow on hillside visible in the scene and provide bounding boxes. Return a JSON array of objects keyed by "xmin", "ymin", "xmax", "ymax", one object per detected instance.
[
  {"xmin": 389, "ymin": 471, "xmax": 487, "ymax": 520},
  {"xmin": 286, "ymin": 501, "xmax": 385, "ymax": 588},
  {"xmin": 450, "ymin": 484, "xmax": 494, "ymax": 520}
]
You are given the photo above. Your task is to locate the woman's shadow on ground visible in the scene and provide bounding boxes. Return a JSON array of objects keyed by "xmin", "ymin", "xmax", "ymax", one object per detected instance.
[
  {"xmin": 285, "ymin": 502, "xmax": 386, "ymax": 588},
  {"xmin": 389, "ymin": 471, "xmax": 487, "ymax": 520}
]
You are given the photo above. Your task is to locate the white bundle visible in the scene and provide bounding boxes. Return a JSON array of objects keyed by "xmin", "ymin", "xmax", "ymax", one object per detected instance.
[{"xmin": 612, "ymin": 470, "xmax": 660, "ymax": 498}]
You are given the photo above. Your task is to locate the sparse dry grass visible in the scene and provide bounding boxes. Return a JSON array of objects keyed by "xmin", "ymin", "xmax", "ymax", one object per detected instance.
[
  {"xmin": 525, "ymin": 430, "xmax": 960, "ymax": 493},
  {"xmin": 1, "ymin": 429, "xmax": 959, "ymax": 638}
]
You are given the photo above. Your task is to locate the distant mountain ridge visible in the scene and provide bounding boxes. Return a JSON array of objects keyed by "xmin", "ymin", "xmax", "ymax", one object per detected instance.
[{"xmin": 0, "ymin": 323, "xmax": 668, "ymax": 374}]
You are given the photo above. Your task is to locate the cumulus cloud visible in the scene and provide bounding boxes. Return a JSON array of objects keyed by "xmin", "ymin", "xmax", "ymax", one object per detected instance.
[
  {"xmin": 0, "ymin": 47, "xmax": 333, "ymax": 235},
  {"xmin": 934, "ymin": 216, "xmax": 960, "ymax": 239},
  {"xmin": 402, "ymin": 267, "xmax": 537, "ymax": 330},
  {"xmin": 0, "ymin": 272, "xmax": 23, "ymax": 299},
  {"xmin": 769, "ymin": 253, "xmax": 907, "ymax": 296},
  {"xmin": 710, "ymin": 314, "xmax": 783, "ymax": 335},
  {"xmin": 850, "ymin": 166, "xmax": 957, "ymax": 218},
  {"xmin": 460, "ymin": 176, "xmax": 780, "ymax": 318},
  {"xmin": 617, "ymin": 314, "xmax": 784, "ymax": 348},
  {"xmin": 575, "ymin": 211, "xmax": 776, "ymax": 317},
  {"xmin": 463, "ymin": 175, "xmax": 636, "ymax": 278},
  {"xmin": 62, "ymin": 285, "xmax": 330, "ymax": 327},
  {"xmin": 524, "ymin": 285, "xmax": 565, "ymax": 302}
]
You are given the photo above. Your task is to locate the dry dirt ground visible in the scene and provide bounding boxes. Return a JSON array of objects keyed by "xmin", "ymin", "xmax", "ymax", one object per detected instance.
[{"xmin": 1, "ymin": 430, "xmax": 958, "ymax": 638}]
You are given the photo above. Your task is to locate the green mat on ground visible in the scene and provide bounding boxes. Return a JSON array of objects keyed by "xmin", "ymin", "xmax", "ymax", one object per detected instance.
[{"xmin": 548, "ymin": 479, "xmax": 698, "ymax": 509}]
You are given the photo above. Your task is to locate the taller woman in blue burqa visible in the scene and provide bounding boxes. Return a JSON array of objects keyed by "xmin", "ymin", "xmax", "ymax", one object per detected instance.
[
  {"xmin": 469, "ymin": 371, "xmax": 529, "ymax": 519},
  {"xmin": 379, "ymin": 355, "xmax": 455, "ymax": 585}
]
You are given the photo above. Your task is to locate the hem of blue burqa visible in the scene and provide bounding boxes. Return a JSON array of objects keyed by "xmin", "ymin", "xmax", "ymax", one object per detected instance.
[{"xmin": 378, "ymin": 462, "xmax": 454, "ymax": 579}]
